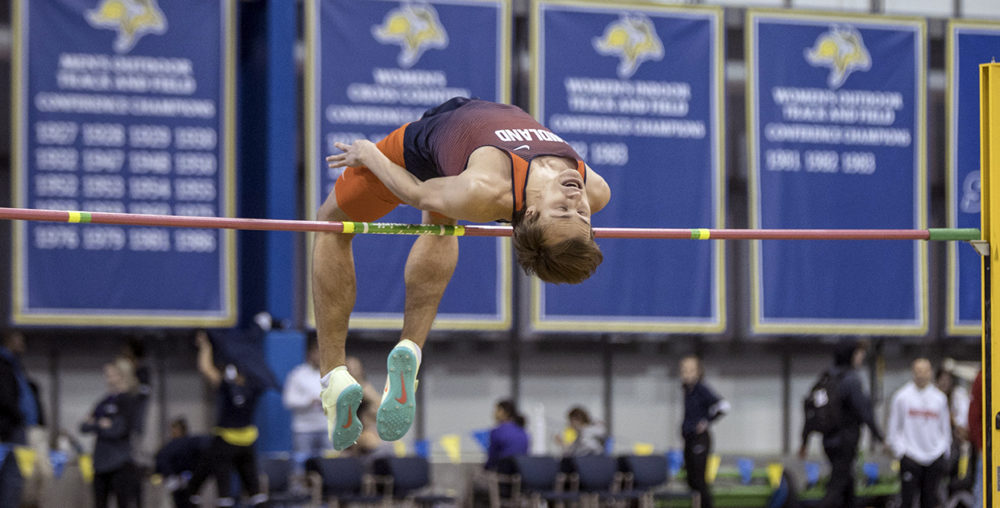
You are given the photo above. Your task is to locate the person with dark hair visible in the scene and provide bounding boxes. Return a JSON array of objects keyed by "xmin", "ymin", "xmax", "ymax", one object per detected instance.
[
  {"xmin": 0, "ymin": 331, "xmax": 38, "ymax": 508},
  {"xmin": 680, "ymin": 355, "xmax": 729, "ymax": 508},
  {"xmin": 154, "ymin": 417, "xmax": 209, "ymax": 508},
  {"xmin": 936, "ymin": 365, "xmax": 973, "ymax": 495},
  {"xmin": 485, "ymin": 399, "xmax": 529, "ymax": 471},
  {"xmin": 81, "ymin": 358, "xmax": 142, "ymax": 508},
  {"xmin": 317, "ymin": 97, "xmax": 611, "ymax": 450},
  {"xmin": 799, "ymin": 338, "xmax": 884, "ymax": 508},
  {"xmin": 182, "ymin": 332, "xmax": 267, "ymax": 507},
  {"xmin": 968, "ymin": 369, "xmax": 983, "ymax": 508},
  {"xmin": 121, "ymin": 338, "xmax": 151, "ymax": 438},
  {"xmin": 557, "ymin": 406, "xmax": 607, "ymax": 457}
]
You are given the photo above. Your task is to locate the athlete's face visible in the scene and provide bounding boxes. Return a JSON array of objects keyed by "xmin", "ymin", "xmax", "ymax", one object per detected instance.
[{"xmin": 526, "ymin": 168, "xmax": 592, "ymax": 244}]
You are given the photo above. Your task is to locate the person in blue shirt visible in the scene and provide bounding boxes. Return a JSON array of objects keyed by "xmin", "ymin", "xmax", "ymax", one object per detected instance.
[
  {"xmin": 680, "ymin": 355, "xmax": 730, "ymax": 508},
  {"xmin": 485, "ymin": 400, "xmax": 529, "ymax": 470}
]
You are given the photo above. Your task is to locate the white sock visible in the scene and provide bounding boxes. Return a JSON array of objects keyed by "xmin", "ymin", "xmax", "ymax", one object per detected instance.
[
  {"xmin": 320, "ymin": 365, "xmax": 349, "ymax": 388},
  {"xmin": 400, "ymin": 339, "xmax": 422, "ymax": 364}
]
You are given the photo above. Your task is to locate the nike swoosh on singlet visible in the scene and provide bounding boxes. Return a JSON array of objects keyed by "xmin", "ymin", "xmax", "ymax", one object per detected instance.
[
  {"xmin": 513, "ymin": 145, "xmax": 529, "ymax": 151},
  {"xmin": 395, "ymin": 374, "xmax": 408, "ymax": 404}
]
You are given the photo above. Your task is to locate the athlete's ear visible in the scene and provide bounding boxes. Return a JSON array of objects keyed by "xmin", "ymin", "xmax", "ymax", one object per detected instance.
[{"xmin": 524, "ymin": 206, "xmax": 538, "ymax": 220}]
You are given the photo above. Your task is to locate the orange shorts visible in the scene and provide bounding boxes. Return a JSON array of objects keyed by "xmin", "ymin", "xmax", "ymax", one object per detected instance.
[{"xmin": 333, "ymin": 124, "xmax": 409, "ymax": 222}]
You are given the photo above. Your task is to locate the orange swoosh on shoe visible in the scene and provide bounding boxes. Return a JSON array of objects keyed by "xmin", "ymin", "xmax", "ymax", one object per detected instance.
[
  {"xmin": 341, "ymin": 408, "xmax": 353, "ymax": 429},
  {"xmin": 395, "ymin": 373, "xmax": 408, "ymax": 404}
]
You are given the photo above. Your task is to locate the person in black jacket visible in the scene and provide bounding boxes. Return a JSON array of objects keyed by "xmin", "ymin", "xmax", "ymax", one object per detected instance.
[
  {"xmin": 799, "ymin": 338, "xmax": 885, "ymax": 508},
  {"xmin": 155, "ymin": 418, "xmax": 209, "ymax": 508},
  {"xmin": 0, "ymin": 331, "xmax": 39, "ymax": 444},
  {"xmin": 182, "ymin": 331, "xmax": 267, "ymax": 507},
  {"xmin": 0, "ymin": 330, "xmax": 41, "ymax": 508},
  {"xmin": 81, "ymin": 357, "xmax": 142, "ymax": 508},
  {"xmin": 680, "ymin": 355, "xmax": 730, "ymax": 508}
]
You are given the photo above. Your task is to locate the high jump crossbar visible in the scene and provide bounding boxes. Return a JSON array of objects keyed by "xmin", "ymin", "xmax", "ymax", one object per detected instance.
[{"xmin": 0, "ymin": 207, "xmax": 980, "ymax": 241}]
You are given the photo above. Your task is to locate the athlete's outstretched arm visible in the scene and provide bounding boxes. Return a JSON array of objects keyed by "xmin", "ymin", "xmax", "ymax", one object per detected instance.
[
  {"xmin": 584, "ymin": 164, "xmax": 611, "ymax": 213},
  {"xmin": 326, "ymin": 140, "xmax": 501, "ymax": 221}
]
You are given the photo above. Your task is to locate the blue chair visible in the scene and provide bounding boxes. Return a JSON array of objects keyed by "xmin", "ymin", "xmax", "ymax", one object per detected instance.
[
  {"xmin": 373, "ymin": 456, "xmax": 456, "ymax": 507},
  {"xmin": 617, "ymin": 455, "xmax": 692, "ymax": 507},
  {"xmin": 258, "ymin": 455, "xmax": 311, "ymax": 507},
  {"xmin": 305, "ymin": 456, "xmax": 384, "ymax": 508},
  {"xmin": 492, "ymin": 455, "xmax": 581, "ymax": 508},
  {"xmin": 563, "ymin": 455, "xmax": 643, "ymax": 508}
]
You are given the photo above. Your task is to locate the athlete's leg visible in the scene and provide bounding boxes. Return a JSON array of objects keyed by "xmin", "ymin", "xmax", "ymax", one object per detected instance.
[
  {"xmin": 315, "ymin": 127, "xmax": 406, "ymax": 450},
  {"xmin": 312, "ymin": 192, "xmax": 367, "ymax": 450},
  {"xmin": 377, "ymin": 211, "xmax": 458, "ymax": 441},
  {"xmin": 401, "ymin": 210, "xmax": 459, "ymax": 347},
  {"xmin": 312, "ymin": 193, "xmax": 354, "ymax": 376}
]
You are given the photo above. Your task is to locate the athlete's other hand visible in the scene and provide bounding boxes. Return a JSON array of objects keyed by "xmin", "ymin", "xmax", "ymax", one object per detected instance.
[{"xmin": 327, "ymin": 140, "xmax": 375, "ymax": 169}]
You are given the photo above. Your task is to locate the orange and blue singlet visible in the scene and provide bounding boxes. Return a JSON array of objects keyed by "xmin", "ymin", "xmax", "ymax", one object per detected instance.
[{"xmin": 333, "ymin": 97, "xmax": 586, "ymax": 221}]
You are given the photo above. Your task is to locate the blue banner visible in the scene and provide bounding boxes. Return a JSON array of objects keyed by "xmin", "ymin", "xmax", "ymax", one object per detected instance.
[
  {"xmin": 11, "ymin": 0, "xmax": 236, "ymax": 326},
  {"xmin": 305, "ymin": 0, "xmax": 512, "ymax": 330},
  {"xmin": 747, "ymin": 12, "xmax": 927, "ymax": 334},
  {"xmin": 947, "ymin": 22, "xmax": 999, "ymax": 336},
  {"xmin": 530, "ymin": 1, "xmax": 725, "ymax": 333}
]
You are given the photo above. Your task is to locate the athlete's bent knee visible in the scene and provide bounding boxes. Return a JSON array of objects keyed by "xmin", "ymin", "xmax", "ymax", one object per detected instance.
[{"xmin": 317, "ymin": 194, "xmax": 350, "ymax": 222}]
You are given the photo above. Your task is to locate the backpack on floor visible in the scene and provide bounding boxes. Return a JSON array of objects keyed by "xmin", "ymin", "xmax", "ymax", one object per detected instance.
[{"xmin": 803, "ymin": 370, "xmax": 842, "ymax": 436}]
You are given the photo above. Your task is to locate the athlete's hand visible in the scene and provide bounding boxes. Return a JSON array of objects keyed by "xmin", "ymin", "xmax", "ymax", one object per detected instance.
[{"xmin": 327, "ymin": 140, "xmax": 375, "ymax": 169}]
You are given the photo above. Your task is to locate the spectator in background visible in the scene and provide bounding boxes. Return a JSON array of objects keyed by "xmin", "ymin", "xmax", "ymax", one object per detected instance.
[
  {"xmin": 888, "ymin": 358, "xmax": 951, "ymax": 508},
  {"xmin": 340, "ymin": 400, "xmax": 393, "ymax": 467},
  {"xmin": 182, "ymin": 332, "xmax": 267, "ymax": 507},
  {"xmin": 0, "ymin": 330, "xmax": 38, "ymax": 508},
  {"xmin": 680, "ymin": 355, "xmax": 730, "ymax": 508},
  {"xmin": 81, "ymin": 357, "xmax": 142, "ymax": 508},
  {"xmin": 282, "ymin": 336, "xmax": 330, "ymax": 460},
  {"xmin": 154, "ymin": 418, "xmax": 209, "ymax": 508},
  {"xmin": 968, "ymin": 369, "xmax": 982, "ymax": 508},
  {"xmin": 799, "ymin": 338, "xmax": 884, "ymax": 508},
  {"xmin": 936, "ymin": 364, "xmax": 972, "ymax": 494},
  {"xmin": 345, "ymin": 355, "xmax": 381, "ymax": 409},
  {"xmin": 485, "ymin": 399, "xmax": 529, "ymax": 471},
  {"xmin": 121, "ymin": 338, "xmax": 152, "ymax": 435},
  {"xmin": 469, "ymin": 399, "xmax": 530, "ymax": 507},
  {"xmin": 556, "ymin": 406, "xmax": 607, "ymax": 457}
]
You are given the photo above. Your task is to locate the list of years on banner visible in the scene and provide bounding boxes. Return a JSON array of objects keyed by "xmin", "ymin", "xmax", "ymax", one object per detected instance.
[
  {"xmin": 323, "ymin": 68, "xmax": 470, "ymax": 197},
  {"xmin": 547, "ymin": 77, "xmax": 706, "ymax": 168},
  {"xmin": 762, "ymin": 87, "xmax": 911, "ymax": 176},
  {"xmin": 30, "ymin": 52, "xmax": 220, "ymax": 255}
]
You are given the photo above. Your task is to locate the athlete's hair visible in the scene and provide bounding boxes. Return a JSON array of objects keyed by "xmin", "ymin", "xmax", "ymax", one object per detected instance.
[{"xmin": 511, "ymin": 210, "xmax": 603, "ymax": 284}]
